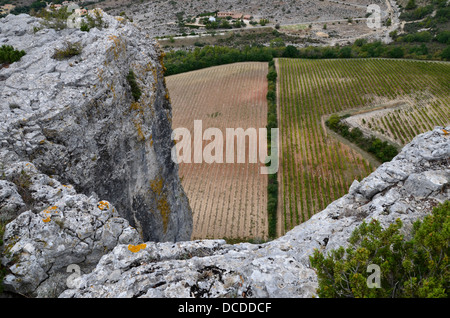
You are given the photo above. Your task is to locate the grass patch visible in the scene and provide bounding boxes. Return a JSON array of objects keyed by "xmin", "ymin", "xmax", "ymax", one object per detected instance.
[{"xmin": 52, "ymin": 41, "xmax": 82, "ymax": 60}]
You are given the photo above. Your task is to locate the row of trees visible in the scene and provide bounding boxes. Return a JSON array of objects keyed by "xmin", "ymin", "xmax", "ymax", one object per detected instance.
[
  {"xmin": 164, "ymin": 40, "xmax": 450, "ymax": 76},
  {"xmin": 326, "ymin": 115, "xmax": 398, "ymax": 163},
  {"xmin": 266, "ymin": 60, "xmax": 278, "ymax": 239},
  {"xmin": 164, "ymin": 45, "xmax": 282, "ymax": 76}
]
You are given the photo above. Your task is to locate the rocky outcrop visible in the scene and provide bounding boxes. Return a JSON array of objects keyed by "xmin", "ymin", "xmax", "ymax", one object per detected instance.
[
  {"xmin": 0, "ymin": 13, "xmax": 192, "ymax": 244},
  {"xmin": 1, "ymin": 161, "xmax": 141, "ymax": 297},
  {"xmin": 60, "ymin": 127, "xmax": 449, "ymax": 298}
]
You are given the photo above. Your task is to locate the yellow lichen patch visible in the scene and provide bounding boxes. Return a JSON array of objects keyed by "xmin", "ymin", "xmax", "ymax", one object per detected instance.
[
  {"xmin": 107, "ymin": 35, "xmax": 126, "ymax": 60},
  {"xmin": 150, "ymin": 177, "xmax": 164, "ymax": 195},
  {"xmin": 127, "ymin": 243, "xmax": 147, "ymax": 253},
  {"xmin": 150, "ymin": 177, "xmax": 171, "ymax": 233},
  {"xmin": 130, "ymin": 101, "xmax": 144, "ymax": 116},
  {"xmin": 98, "ymin": 201, "xmax": 110, "ymax": 211}
]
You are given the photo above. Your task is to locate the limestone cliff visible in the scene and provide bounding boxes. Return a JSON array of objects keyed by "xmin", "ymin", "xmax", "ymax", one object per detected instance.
[{"xmin": 0, "ymin": 13, "xmax": 193, "ymax": 244}]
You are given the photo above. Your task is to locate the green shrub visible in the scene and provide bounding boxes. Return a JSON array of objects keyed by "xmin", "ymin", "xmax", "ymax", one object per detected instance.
[
  {"xmin": 436, "ymin": 31, "xmax": 450, "ymax": 44},
  {"xmin": 127, "ymin": 70, "xmax": 142, "ymax": 102},
  {"xmin": 0, "ymin": 45, "xmax": 26, "ymax": 64},
  {"xmin": 80, "ymin": 9, "xmax": 107, "ymax": 32},
  {"xmin": 37, "ymin": 6, "xmax": 71, "ymax": 30},
  {"xmin": 52, "ymin": 41, "xmax": 82, "ymax": 60},
  {"xmin": 310, "ymin": 201, "xmax": 449, "ymax": 298},
  {"xmin": 405, "ymin": 0, "xmax": 417, "ymax": 10},
  {"xmin": 388, "ymin": 46, "xmax": 405, "ymax": 58}
]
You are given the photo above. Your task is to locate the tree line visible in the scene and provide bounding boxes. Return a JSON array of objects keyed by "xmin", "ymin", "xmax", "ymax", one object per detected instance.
[
  {"xmin": 164, "ymin": 40, "xmax": 450, "ymax": 76},
  {"xmin": 326, "ymin": 114, "xmax": 399, "ymax": 163}
]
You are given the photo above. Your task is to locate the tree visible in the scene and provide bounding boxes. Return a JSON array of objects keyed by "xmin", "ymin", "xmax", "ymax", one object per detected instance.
[
  {"xmin": 310, "ymin": 201, "xmax": 449, "ymax": 298},
  {"xmin": 0, "ymin": 45, "xmax": 26, "ymax": 64},
  {"xmin": 283, "ymin": 45, "xmax": 300, "ymax": 58},
  {"xmin": 441, "ymin": 45, "xmax": 450, "ymax": 61},
  {"xmin": 436, "ymin": 31, "xmax": 450, "ymax": 44},
  {"xmin": 326, "ymin": 114, "xmax": 341, "ymax": 130},
  {"xmin": 267, "ymin": 70, "xmax": 278, "ymax": 81}
]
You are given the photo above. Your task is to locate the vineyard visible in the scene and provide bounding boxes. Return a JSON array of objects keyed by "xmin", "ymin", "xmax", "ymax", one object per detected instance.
[
  {"xmin": 276, "ymin": 58, "xmax": 450, "ymax": 236},
  {"xmin": 166, "ymin": 62, "xmax": 269, "ymax": 240}
]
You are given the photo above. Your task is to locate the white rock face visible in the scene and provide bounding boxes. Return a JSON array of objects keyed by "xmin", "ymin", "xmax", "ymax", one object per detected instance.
[
  {"xmin": 60, "ymin": 127, "xmax": 449, "ymax": 298},
  {"xmin": 0, "ymin": 13, "xmax": 193, "ymax": 244}
]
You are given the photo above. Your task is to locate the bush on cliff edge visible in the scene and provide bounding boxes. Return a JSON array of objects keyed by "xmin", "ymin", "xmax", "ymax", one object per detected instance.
[{"xmin": 310, "ymin": 201, "xmax": 449, "ymax": 298}]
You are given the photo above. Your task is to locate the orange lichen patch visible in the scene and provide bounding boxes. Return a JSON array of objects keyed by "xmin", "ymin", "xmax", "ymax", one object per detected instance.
[
  {"xmin": 127, "ymin": 243, "xmax": 147, "ymax": 253},
  {"xmin": 43, "ymin": 206, "xmax": 58, "ymax": 214},
  {"xmin": 98, "ymin": 201, "xmax": 110, "ymax": 211},
  {"xmin": 42, "ymin": 216, "xmax": 51, "ymax": 223},
  {"xmin": 443, "ymin": 129, "xmax": 449, "ymax": 136}
]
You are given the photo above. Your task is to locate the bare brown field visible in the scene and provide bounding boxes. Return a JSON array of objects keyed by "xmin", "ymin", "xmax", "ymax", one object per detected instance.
[
  {"xmin": 276, "ymin": 58, "xmax": 450, "ymax": 237},
  {"xmin": 166, "ymin": 62, "xmax": 269, "ymax": 240}
]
